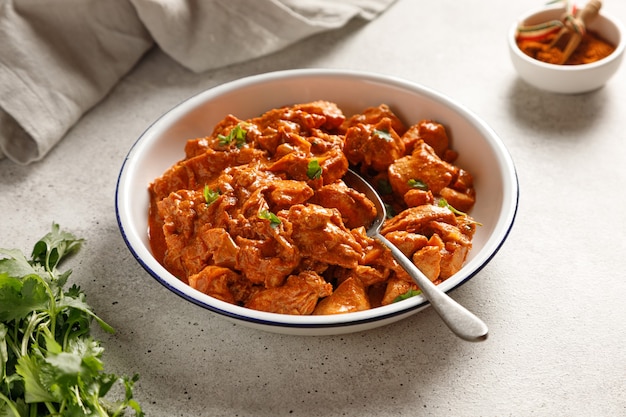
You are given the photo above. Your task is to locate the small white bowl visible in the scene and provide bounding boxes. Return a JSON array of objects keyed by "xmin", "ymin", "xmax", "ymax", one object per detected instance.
[
  {"xmin": 115, "ymin": 69, "xmax": 519, "ymax": 336},
  {"xmin": 508, "ymin": 4, "xmax": 624, "ymax": 94}
]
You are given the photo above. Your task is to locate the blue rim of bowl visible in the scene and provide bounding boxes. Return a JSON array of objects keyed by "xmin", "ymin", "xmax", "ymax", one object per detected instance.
[{"xmin": 115, "ymin": 68, "xmax": 520, "ymax": 330}]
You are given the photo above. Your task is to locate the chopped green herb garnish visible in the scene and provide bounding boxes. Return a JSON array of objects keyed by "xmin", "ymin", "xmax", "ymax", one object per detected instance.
[
  {"xmin": 438, "ymin": 198, "xmax": 483, "ymax": 226},
  {"xmin": 203, "ymin": 185, "xmax": 220, "ymax": 205},
  {"xmin": 377, "ymin": 179, "xmax": 393, "ymax": 195},
  {"xmin": 408, "ymin": 178, "xmax": 429, "ymax": 191},
  {"xmin": 438, "ymin": 197, "xmax": 467, "ymax": 216},
  {"xmin": 0, "ymin": 224, "xmax": 143, "ymax": 416},
  {"xmin": 306, "ymin": 159, "xmax": 322, "ymax": 180},
  {"xmin": 258, "ymin": 210, "xmax": 281, "ymax": 228},
  {"xmin": 373, "ymin": 129, "xmax": 393, "ymax": 142},
  {"xmin": 218, "ymin": 124, "xmax": 248, "ymax": 148},
  {"xmin": 384, "ymin": 203, "xmax": 396, "ymax": 219},
  {"xmin": 393, "ymin": 288, "xmax": 422, "ymax": 303}
]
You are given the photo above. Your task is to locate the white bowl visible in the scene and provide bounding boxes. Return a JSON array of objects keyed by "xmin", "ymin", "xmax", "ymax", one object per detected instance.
[
  {"xmin": 116, "ymin": 69, "xmax": 519, "ymax": 336},
  {"xmin": 508, "ymin": 4, "xmax": 624, "ymax": 94}
]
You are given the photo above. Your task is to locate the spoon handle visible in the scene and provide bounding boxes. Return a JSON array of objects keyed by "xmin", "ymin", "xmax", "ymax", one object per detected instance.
[{"xmin": 377, "ymin": 234, "xmax": 489, "ymax": 342}]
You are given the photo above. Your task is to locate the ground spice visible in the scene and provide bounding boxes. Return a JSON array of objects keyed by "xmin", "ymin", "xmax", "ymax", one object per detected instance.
[{"xmin": 517, "ymin": 30, "xmax": 616, "ymax": 65}]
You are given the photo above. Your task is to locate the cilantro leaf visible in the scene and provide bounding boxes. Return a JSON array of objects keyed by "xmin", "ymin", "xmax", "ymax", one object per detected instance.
[
  {"xmin": 437, "ymin": 197, "xmax": 468, "ymax": 216},
  {"xmin": 393, "ymin": 288, "xmax": 422, "ymax": 303},
  {"xmin": 373, "ymin": 128, "xmax": 393, "ymax": 142},
  {"xmin": 31, "ymin": 222, "xmax": 83, "ymax": 273},
  {"xmin": 377, "ymin": 179, "xmax": 393, "ymax": 195},
  {"xmin": 437, "ymin": 198, "xmax": 482, "ymax": 226},
  {"xmin": 306, "ymin": 159, "xmax": 322, "ymax": 180},
  {"xmin": 408, "ymin": 178, "xmax": 429, "ymax": 191},
  {"xmin": 258, "ymin": 210, "xmax": 281, "ymax": 228},
  {"xmin": 0, "ymin": 274, "xmax": 49, "ymax": 322},
  {"xmin": 384, "ymin": 203, "xmax": 396, "ymax": 219},
  {"xmin": 15, "ymin": 354, "xmax": 59, "ymax": 403},
  {"xmin": 218, "ymin": 124, "xmax": 248, "ymax": 148},
  {"xmin": 203, "ymin": 185, "xmax": 220, "ymax": 206}
]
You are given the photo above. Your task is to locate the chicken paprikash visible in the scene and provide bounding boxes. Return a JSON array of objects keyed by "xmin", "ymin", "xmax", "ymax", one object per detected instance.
[{"xmin": 148, "ymin": 101, "xmax": 478, "ymax": 315}]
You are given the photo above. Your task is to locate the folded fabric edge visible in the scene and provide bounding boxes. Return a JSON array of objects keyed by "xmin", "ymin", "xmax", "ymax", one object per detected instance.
[
  {"xmin": 132, "ymin": 0, "xmax": 398, "ymax": 73},
  {"xmin": 0, "ymin": 110, "xmax": 39, "ymax": 164}
]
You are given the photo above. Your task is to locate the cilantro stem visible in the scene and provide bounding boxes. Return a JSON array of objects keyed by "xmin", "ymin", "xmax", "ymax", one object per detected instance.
[
  {"xmin": 44, "ymin": 401, "xmax": 59, "ymax": 416},
  {"xmin": 0, "ymin": 392, "xmax": 21, "ymax": 417},
  {"xmin": 21, "ymin": 312, "xmax": 46, "ymax": 357},
  {"xmin": 0, "ymin": 224, "xmax": 143, "ymax": 416}
]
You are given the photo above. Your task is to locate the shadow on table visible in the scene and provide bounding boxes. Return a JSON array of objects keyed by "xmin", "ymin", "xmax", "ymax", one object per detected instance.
[{"xmin": 506, "ymin": 78, "xmax": 610, "ymax": 141}]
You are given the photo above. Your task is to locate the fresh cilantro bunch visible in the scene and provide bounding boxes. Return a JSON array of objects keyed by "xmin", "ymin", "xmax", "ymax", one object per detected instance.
[{"xmin": 0, "ymin": 224, "xmax": 143, "ymax": 417}]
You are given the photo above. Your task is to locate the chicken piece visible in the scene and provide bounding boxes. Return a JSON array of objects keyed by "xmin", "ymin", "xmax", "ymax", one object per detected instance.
[
  {"xmin": 403, "ymin": 188, "xmax": 434, "ymax": 208},
  {"xmin": 267, "ymin": 151, "xmax": 308, "ymax": 180},
  {"xmin": 440, "ymin": 241, "xmax": 470, "ymax": 279},
  {"xmin": 180, "ymin": 149, "xmax": 245, "ymax": 190},
  {"xmin": 343, "ymin": 118, "xmax": 406, "ymax": 172},
  {"xmin": 235, "ymin": 236, "xmax": 300, "ymax": 288},
  {"xmin": 250, "ymin": 101, "xmax": 344, "ymax": 145},
  {"xmin": 278, "ymin": 107, "xmax": 333, "ymax": 133},
  {"xmin": 410, "ymin": 232, "xmax": 468, "ymax": 282},
  {"xmin": 341, "ymin": 104, "xmax": 407, "ymax": 136},
  {"xmin": 185, "ymin": 115, "xmax": 242, "ymax": 157},
  {"xmin": 276, "ymin": 129, "xmax": 313, "ymax": 157},
  {"xmin": 245, "ymin": 271, "xmax": 333, "ymax": 314},
  {"xmin": 311, "ymin": 180, "xmax": 377, "ymax": 229},
  {"xmin": 451, "ymin": 168, "xmax": 474, "ymax": 190},
  {"xmin": 208, "ymin": 114, "xmax": 243, "ymax": 140},
  {"xmin": 291, "ymin": 101, "xmax": 346, "ymax": 131},
  {"xmin": 402, "ymin": 120, "xmax": 450, "ymax": 158},
  {"xmin": 424, "ymin": 221, "xmax": 473, "ymax": 248},
  {"xmin": 384, "ymin": 231, "xmax": 428, "ymax": 257},
  {"xmin": 268, "ymin": 146, "xmax": 348, "ymax": 187},
  {"xmin": 349, "ymin": 226, "xmax": 388, "ymax": 267},
  {"xmin": 313, "ymin": 277, "xmax": 371, "ymax": 315},
  {"xmin": 184, "ymin": 136, "xmax": 211, "ymax": 159},
  {"xmin": 412, "ymin": 245, "xmax": 441, "ymax": 282},
  {"xmin": 157, "ymin": 189, "xmax": 206, "ymax": 280},
  {"xmin": 160, "ymin": 232, "xmax": 187, "ymax": 281},
  {"xmin": 345, "ymin": 265, "xmax": 388, "ymax": 287},
  {"xmin": 380, "ymin": 205, "xmax": 456, "ymax": 235},
  {"xmin": 266, "ymin": 180, "xmax": 314, "ymax": 211},
  {"xmin": 149, "ymin": 163, "xmax": 191, "ymax": 203},
  {"xmin": 381, "ymin": 276, "xmax": 420, "ymax": 306},
  {"xmin": 317, "ymin": 146, "xmax": 350, "ymax": 186},
  {"xmin": 199, "ymin": 227, "xmax": 239, "ymax": 269},
  {"xmin": 308, "ymin": 129, "xmax": 345, "ymax": 154},
  {"xmin": 197, "ymin": 191, "xmax": 238, "ymax": 231},
  {"xmin": 286, "ymin": 204, "xmax": 363, "ymax": 269},
  {"xmin": 455, "ymin": 215, "xmax": 478, "ymax": 239},
  {"xmin": 366, "ymin": 283, "xmax": 386, "ymax": 308},
  {"xmin": 439, "ymin": 187, "xmax": 475, "ymax": 213},
  {"xmin": 179, "ymin": 236, "xmax": 211, "ymax": 277},
  {"xmin": 388, "ymin": 141, "xmax": 458, "ymax": 197},
  {"xmin": 188, "ymin": 265, "xmax": 243, "ymax": 304},
  {"xmin": 218, "ymin": 163, "xmax": 276, "ymax": 204}
]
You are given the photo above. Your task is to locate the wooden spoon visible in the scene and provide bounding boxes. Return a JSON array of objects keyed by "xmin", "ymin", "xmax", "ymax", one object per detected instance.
[{"xmin": 550, "ymin": 0, "xmax": 602, "ymax": 64}]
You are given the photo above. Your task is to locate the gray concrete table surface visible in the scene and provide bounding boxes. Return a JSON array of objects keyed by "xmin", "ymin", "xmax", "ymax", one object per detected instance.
[{"xmin": 2, "ymin": 0, "xmax": 625, "ymax": 415}]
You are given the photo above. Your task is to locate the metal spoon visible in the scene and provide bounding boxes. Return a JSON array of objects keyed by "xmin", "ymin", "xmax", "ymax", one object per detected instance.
[{"xmin": 344, "ymin": 169, "xmax": 488, "ymax": 342}]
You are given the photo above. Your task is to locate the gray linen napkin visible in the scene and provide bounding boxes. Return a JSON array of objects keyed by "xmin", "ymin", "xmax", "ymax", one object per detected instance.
[{"xmin": 0, "ymin": 0, "xmax": 395, "ymax": 165}]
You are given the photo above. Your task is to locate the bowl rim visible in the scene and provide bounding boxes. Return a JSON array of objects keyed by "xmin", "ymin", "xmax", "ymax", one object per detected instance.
[
  {"xmin": 508, "ymin": 3, "xmax": 625, "ymax": 71},
  {"xmin": 115, "ymin": 68, "xmax": 520, "ymax": 330}
]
